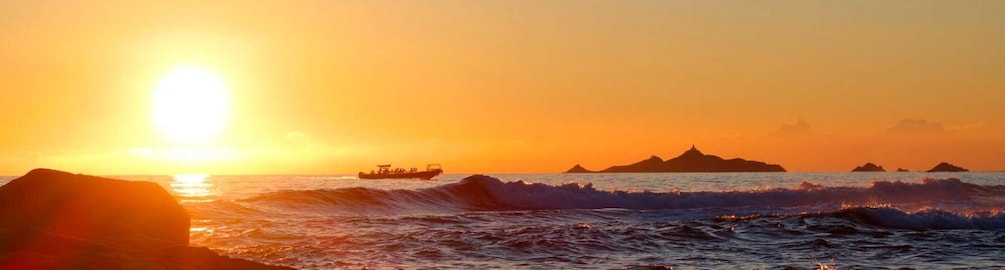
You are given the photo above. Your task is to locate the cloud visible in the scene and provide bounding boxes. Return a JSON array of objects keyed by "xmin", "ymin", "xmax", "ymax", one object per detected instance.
[
  {"xmin": 947, "ymin": 122, "xmax": 986, "ymax": 132},
  {"xmin": 888, "ymin": 119, "xmax": 946, "ymax": 135},
  {"xmin": 774, "ymin": 119, "xmax": 812, "ymax": 136}
]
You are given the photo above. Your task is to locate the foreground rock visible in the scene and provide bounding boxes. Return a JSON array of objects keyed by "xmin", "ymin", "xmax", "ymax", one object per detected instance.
[
  {"xmin": 0, "ymin": 168, "xmax": 293, "ymax": 270},
  {"xmin": 926, "ymin": 162, "xmax": 969, "ymax": 172},
  {"xmin": 565, "ymin": 145, "xmax": 786, "ymax": 173},
  {"xmin": 851, "ymin": 162, "xmax": 886, "ymax": 172}
]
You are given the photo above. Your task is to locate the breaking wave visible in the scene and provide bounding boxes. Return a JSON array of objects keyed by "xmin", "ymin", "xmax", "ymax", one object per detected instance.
[
  {"xmin": 826, "ymin": 206, "xmax": 1005, "ymax": 230},
  {"xmin": 244, "ymin": 175, "xmax": 1003, "ymax": 214},
  {"xmin": 200, "ymin": 174, "xmax": 1005, "ymax": 268}
]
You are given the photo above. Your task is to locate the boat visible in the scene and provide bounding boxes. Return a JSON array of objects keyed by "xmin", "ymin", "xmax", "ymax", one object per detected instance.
[{"xmin": 358, "ymin": 164, "xmax": 443, "ymax": 180}]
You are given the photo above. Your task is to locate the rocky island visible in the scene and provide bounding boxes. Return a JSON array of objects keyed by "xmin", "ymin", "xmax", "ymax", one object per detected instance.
[
  {"xmin": 564, "ymin": 164, "xmax": 593, "ymax": 173},
  {"xmin": 926, "ymin": 162, "xmax": 969, "ymax": 172},
  {"xmin": 0, "ymin": 168, "xmax": 293, "ymax": 270},
  {"xmin": 565, "ymin": 145, "xmax": 786, "ymax": 173},
  {"xmin": 851, "ymin": 163, "xmax": 886, "ymax": 172}
]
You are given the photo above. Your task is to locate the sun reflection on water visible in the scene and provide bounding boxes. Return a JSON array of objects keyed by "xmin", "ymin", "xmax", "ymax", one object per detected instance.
[{"xmin": 171, "ymin": 174, "xmax": 215, "ymax": 203}]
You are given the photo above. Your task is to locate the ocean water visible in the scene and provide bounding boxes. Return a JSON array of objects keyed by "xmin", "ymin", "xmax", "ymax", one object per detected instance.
[{"xmin": 3, "ymin": 172, "xmax": 1004, "ymax": 269}]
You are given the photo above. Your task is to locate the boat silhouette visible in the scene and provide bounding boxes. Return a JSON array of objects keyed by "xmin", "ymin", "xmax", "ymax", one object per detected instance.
[{"xmin": 359, "ymin": 164, "xmax": 443, "ymax": 180}]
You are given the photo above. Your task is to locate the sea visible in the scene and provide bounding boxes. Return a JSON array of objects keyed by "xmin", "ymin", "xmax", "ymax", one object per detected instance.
[{"xmin": 3, "ymin": 172, "xmax": 1004, "ymax": 269}]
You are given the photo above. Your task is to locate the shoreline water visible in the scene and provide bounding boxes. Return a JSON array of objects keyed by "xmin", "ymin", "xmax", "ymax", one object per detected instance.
[{"xmin": 2, "ymin": 172, "xmax": 1003, "ymax": 269}]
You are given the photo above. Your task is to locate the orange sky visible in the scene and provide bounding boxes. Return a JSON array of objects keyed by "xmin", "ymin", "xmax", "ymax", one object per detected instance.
[{"xmin": 1, "ymin": 1, "xmax": 1003, "ymax": 175}]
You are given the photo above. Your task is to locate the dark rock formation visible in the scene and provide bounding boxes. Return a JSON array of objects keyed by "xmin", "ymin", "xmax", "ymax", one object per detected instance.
[
  {"xmin": 565, "ymin": 145, "xmax": 786, "ymax": 173},
  {"xmin": 896, "ymin": 168, "xmax": 910, "ymax": 172},
  {"xmin": 0, "ymin": 168, "xmax": 293, "ymax": 270},
  {"xmin": 0, "ymin": 168, "xmax": 189, "ymax": 247},
  {"xmin": 564, "ymin": 164, "xmax": 594, "ymax": 173},
  {"xmin": 852, "ymin": 163, "xmax": 886, "ymax": 172},
  {"xmin": 603, "ymin": 155, "xmax": 667, "ymax": 173},
  {"xmin": 926, "ymin": 162, "xmax": 969, "ymax": 172}
]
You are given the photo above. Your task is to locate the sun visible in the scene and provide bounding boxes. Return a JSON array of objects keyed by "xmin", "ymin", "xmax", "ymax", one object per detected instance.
[{"xmin": 153, "ymin": 66, "xmax": 230, "ymax": 143}]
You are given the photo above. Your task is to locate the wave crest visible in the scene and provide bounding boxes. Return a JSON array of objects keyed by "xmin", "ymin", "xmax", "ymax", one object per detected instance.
[
  {"xmin": 828, "ymin": 206, "xmax": 1005, "ymax": 230},
  {"xmin": 241, "ymin": 175, "xmax": 999, "ymax": 214}
]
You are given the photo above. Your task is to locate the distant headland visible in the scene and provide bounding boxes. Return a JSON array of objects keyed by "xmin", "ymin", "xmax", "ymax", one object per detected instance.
[{"xmin": 565, "ymin": 145, "xmax": 786, "ymax": 173}]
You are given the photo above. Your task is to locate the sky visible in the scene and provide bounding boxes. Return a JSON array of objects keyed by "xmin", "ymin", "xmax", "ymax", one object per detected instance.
[{"xmin": 1, "ymin": 1, "xmax": 1003, "ymax": 175}]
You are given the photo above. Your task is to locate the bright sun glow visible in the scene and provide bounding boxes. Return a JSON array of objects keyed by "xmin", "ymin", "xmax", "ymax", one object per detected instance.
[
  {"xmin": 170, "ymin": 174, "xmax": 214, "ymax": 202},
  {"xmin": 153, "ymin": 66, "xmax": 230, "ymax": 142}
]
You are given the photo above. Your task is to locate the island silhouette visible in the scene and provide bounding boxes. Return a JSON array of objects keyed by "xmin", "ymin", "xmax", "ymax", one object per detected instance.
[
  {"xmin": 926, "ymin": 162, "xmax": 969, "ymax": 172},
  {"xmin": 852, "ymin": 162, "xmax": 886, "ymax": 172},
  {"xmin": 565, "ymin": 145, "xmax": 786, "ymax": 173}
]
